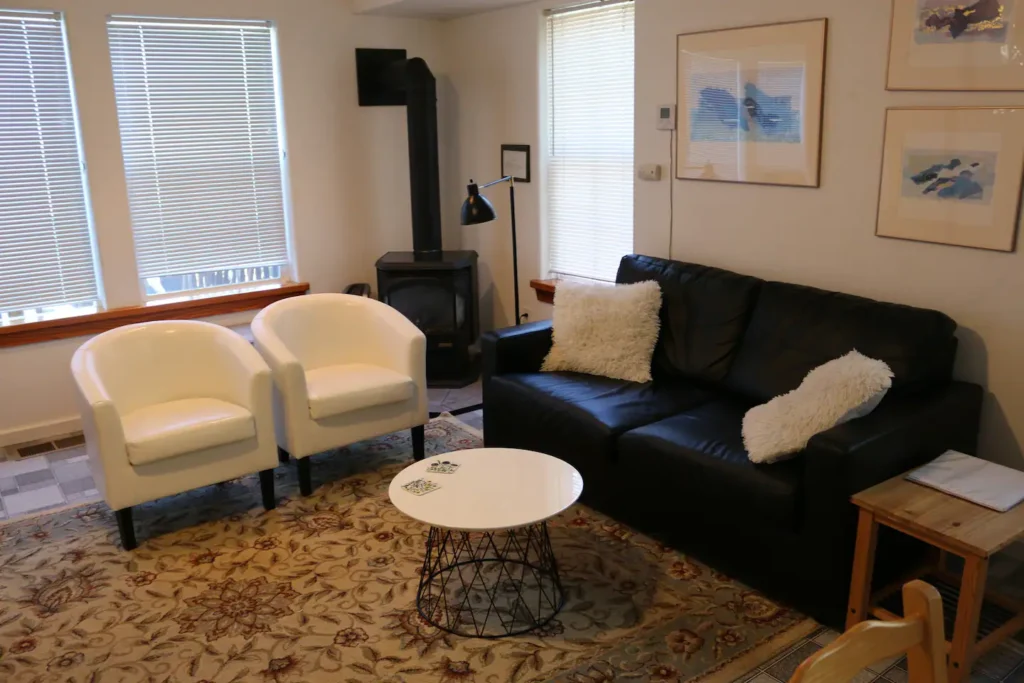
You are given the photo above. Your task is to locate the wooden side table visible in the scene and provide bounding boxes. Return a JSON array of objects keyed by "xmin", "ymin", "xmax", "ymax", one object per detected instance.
[{"xmin": 848, "ymin": 476, "xmax": 1024, "ymax": 683}]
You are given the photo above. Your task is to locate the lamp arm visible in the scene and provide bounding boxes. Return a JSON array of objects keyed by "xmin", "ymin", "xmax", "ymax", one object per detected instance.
[{"xmin": 478, "ymin": 175, "xmax": 513, "ymax": 189}]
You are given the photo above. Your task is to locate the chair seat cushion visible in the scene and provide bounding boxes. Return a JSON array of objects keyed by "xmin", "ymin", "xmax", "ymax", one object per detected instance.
[
  {"xmin": 306, "ymin": 363, "xmax": 415, "ymax": 419},
  {"xmin": 618, "ymin": 399, "xmax": 804, "ymax": 530},
  {"xmin": 123, "ymin": 398, "xmax": 255, "ymax": 466}
]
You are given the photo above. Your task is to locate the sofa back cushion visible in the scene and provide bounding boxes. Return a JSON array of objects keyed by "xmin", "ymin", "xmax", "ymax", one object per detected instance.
[
  {"xmin": 725, "ymin": 281, "xmax": 958, "ymax": 403},
  {"xmin": 616, "ymin": 255, "xmax": 762, "ymax": 382}
]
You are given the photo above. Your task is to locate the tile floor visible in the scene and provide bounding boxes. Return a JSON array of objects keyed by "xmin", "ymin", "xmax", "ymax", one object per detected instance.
[
  {"xmin": 428, "ymin": 378, "xmax": 482, "ymax": 415},
  {"xmin": 0, "ymin": 444, "xmax": 100, "ymax": 520}
]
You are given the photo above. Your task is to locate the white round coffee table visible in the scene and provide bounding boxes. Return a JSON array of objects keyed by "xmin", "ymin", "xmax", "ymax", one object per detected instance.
[{"xmin": 389, "ymin": 448, "xmax": 583, "ymax": 638}]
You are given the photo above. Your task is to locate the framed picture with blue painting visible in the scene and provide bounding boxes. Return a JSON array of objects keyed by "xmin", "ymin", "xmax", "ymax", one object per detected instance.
[
  {"xmin": 675, "ymin": 19, "xmax": 827, "ymax": 188},
  {"xmin": 888, "ymin": 0, "xmax": 1024, "ymax": 90},
  {"xmin": 876, "ymin": 107, "xmax": 1024, "ymax": 251}
]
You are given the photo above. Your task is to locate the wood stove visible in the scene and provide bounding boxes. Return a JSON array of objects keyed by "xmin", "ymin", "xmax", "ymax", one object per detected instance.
[
  {"xmin": 359, "ymin": 49, "xmax": 481, "ymax": 386},
  {"xmin": 376, "ymin": 251, "xmax": 479, "ymax": 387}
]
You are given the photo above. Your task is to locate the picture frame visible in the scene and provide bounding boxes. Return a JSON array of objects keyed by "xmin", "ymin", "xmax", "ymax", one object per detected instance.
[
  {"xmin": 675, "ymin": 18, "xmax": 828, "ymax": 188},
  {"xmin": 876, "ymin": 107, "xmax": 1024, "ymax": 252},
  {"xmin": 501, "ymin": 144, "xmax": 530, "ymax": 183},
  {"xmin": 887, "ymin": 0, "xmax": 1024, "ymax": 91}
]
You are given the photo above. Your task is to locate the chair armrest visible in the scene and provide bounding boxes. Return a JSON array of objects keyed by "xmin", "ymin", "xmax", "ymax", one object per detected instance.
[
  {"xmin": 251, "ymin": 316, "xmax": 309, "ymax": 415},
  {"xmin": 802, "ymin": 381, "xmax": 984, "ymax": 527},
  {"xmin": 212, "ymin": 330, "xmax": 273, "ymax": 411},
  {"xmin": 71, "ymin": 349, "xmax": 129, "ymax": 499},
  {"xmin": 481, "ymin": 320, "xmax": 553, "ymax": 382},
  {"xmin": 365, "ymin": 302, "xmax": 427, "ymax": 385},
  {"xmin": 211, "ymin": 333, "xmax": 276, "ymax": 440}
]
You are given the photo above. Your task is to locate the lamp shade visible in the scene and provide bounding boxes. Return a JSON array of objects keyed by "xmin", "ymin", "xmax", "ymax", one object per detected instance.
[{"xmin": 460, "ymin": 181, "xmax": 497, "ymax": 225}]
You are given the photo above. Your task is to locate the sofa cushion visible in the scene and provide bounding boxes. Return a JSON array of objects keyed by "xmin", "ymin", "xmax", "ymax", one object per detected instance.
[
  {"xmin": 618, "ymin": 399, "xmax": 804, "ymax": 530},
  {"xmin": 124, "ymin": 398, "xmax": 255, "ymax": 466},
  {"xmin": 487, "ymin": 372, "xmax": 714, "ymax": 458},
  {"xmin": 306, "ymin": 363, "xmax": 415, "ymax": 420},
  {"xmin": 616, "ymin": 255, "xmax": 762, "ymax": 383},
  {"xmin": 725, "ymin": 281, "xmax": 958, "ymax": 403}
]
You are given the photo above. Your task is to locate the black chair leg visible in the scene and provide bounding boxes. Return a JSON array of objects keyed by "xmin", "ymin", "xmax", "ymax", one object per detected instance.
[
  {"xmin": 277, "ymin": 446, "xmax": 289, "ymax": 464},
  {"xmin": 115, "ymin": 507, "xmax": 137, "ymax": 550},
  {"xmin": 412, "ymin": 425, "xmax": 425, "ymax": 461},
  {"xmin": 259, "ymin": 469, "xmax": 276, "ymax": 511},
  {"xmin": 297, "ymin": 457, "xmax": 313, "ymax": 496}
]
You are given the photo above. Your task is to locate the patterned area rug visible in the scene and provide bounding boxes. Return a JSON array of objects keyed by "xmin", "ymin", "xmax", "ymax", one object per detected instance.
[{"xmin": 0, "ymin": 417, "xmax": 815, "ymax": 682}]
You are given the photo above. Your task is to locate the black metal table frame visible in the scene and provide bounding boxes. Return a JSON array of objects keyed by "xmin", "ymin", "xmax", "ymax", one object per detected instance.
[{"xmin": 416, "ymin": 521, "xmax": 565, "ymax": 638}]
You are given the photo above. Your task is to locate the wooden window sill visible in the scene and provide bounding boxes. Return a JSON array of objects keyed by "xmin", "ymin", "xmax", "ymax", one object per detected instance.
[
  {"xmin": 0, "ymin": 282, "xmax": 310, "ymax": 348},
  {"xmin": 530, "ymin": 279, "xmax": 557, "ymax": 304}
]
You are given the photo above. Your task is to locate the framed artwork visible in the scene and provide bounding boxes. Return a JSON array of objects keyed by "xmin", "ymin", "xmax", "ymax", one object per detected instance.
[
  {"xmin": 876, "ymin": 107, "xmax": 1024, "ymax": 251},
  {"xmin": 888, "ymin": 0, "xmax": 1024, "ymax": 90},
  {"xmin": 501, "ymin": 144, "xmax": 530, "ymax": 183},
  {"xmin": 675, "ymin": 18, "xmax": 828, "ymax": 188}
]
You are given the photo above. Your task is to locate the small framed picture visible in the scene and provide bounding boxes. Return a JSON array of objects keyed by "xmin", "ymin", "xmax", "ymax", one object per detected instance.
[
  {"xmin": 501, "ymin": 144, "xmax": 530, "ymax": 182},
  {"xmin": 876, "ymin": 107, "xmax": 1024, "ymax": 252},
  {"xmin": 887, "ymin": 0, "xmax": 1024, "ymax": 90}
]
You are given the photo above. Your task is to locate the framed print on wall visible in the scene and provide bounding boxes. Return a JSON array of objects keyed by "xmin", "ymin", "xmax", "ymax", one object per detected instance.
[
  {"xmin": 888, "ymin": 0, "xmax": 1024, "ymax": 90},
  {"xmin": 501, "ymin": 144, "xmax": 530, "ymax": 182},
  {"xmin": 675, "ymin": 18, "xmax": 828, "ymax": 188},
  {"xmin": 876, "ymin": 107, "xmax": 1024, "ymax": 251}
]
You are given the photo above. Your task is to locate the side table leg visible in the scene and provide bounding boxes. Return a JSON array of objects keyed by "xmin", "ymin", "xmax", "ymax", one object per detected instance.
[
  {"xmin": 949, "ymin": 554, "xmax": 988, "ymax": 683},
  {"xmin": 847, "ymin": 508, "xmax": 879, "ymax": 630}
]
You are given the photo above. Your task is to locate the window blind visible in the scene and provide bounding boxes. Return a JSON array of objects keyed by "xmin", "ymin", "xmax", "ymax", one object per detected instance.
[
  {"xmin": 546, "ymin": 0, "xmax": 634, "ymax": 282},
  {"xmin": 0, "ymin": 10, "xmax": 98, "ymax": 315},
  {"xmin": 108, "ymin": 16, "xmax": 289, "ymax": 292}
]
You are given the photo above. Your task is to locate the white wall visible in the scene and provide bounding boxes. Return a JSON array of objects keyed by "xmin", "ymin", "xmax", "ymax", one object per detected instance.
[
  {"xmin": 444, "ymin": 0, "xmax": 1024, "ymax": 469},
  {"xmin": 0, "ymin": 0, "xmax": 445, "ymax": 445},
  {"xmin": 441, "ymin": 1, "xmax": 553, "ymax": 330},
  {"xmin": 635, "ymin": 0, "xmax": 1024, "ymax": 468}
]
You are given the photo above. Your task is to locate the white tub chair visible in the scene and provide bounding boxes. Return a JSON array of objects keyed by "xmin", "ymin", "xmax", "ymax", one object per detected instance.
[
  {"xmin": 71, "ymin": 320, "xmax": 278, "ymax": 550},
  {"xmin": 251, "ymin": 293, "xmax": 428, "ymax": 495}
]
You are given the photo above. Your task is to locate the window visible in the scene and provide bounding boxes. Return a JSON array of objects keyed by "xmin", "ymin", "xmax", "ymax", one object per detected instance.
[
  {"xmin": 546, "ymin": 0, "xmax": 634, "ymax": 282},
  {"xmin": 0, "ymin": 10, "xmax": 99, "ymax": 324},
  {"xmin": 108, "ymin": 16, "xmax": 290, "ymax": 299}
]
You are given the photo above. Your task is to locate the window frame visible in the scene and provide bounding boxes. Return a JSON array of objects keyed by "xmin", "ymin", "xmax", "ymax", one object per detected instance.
[
  {"xmin": 542, "ymin": 0, "xmax": 636, "ymax": 283},
  {"xmin": 0, "ymin": 9, "xmax": 105, "ymax": 323},
  {"xmin": 106, "ymin": 14, "xmax": 297, "ymax": 304}
]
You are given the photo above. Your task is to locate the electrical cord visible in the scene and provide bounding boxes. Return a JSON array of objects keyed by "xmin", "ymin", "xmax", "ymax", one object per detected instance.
[{"xmin": 668, "ymin": 127, "xmax": 675, "ymax": 259}]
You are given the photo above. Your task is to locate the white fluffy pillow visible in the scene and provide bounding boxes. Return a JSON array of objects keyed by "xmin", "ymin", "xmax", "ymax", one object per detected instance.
[
  {"xmin": 541, "ymin": 280, "xmax": 662, "ymax": 383},
  {"xmin": 743, "ymin": 350, "xmax": 893, "ymax": 464}
]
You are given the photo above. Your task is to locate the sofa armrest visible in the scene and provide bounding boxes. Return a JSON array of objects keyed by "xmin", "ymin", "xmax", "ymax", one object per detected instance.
[
  {"xmin": 481, "ymin": 320, "xmax": 554, "ymax": 401},
  {"xmin": 802, "ymin": 381, "xmax": 983, "ymax": 530}
]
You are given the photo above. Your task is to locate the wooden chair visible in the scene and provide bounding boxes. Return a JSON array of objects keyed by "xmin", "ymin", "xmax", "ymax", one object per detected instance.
[{"xmin": 790, "ymin": 580, "xmax": 947, "ymax": 683}]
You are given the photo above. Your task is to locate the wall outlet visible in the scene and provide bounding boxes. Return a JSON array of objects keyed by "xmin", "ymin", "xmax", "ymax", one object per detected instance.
[{"xmin": 638, "ymin": 163, "xmax": 662, "ymax": 181}]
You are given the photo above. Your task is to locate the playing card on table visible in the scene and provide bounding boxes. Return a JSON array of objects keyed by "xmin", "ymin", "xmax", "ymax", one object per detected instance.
[
  {"xmin": 402, "ymin": 478, "xmax": 441, "ymax": 496},
  {"xmin": 426, "ymin": 460, "xmax": 460, "ymax": 475}
]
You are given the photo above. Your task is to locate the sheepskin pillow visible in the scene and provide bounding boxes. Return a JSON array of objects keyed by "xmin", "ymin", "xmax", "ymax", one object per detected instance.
[
  {"xmin": 541, "ymin": 280, "xmax": 662, "ymax": 383},
  {"xmin": 743, "ymin": 350, "xmax": 893, "ymax": 464}
]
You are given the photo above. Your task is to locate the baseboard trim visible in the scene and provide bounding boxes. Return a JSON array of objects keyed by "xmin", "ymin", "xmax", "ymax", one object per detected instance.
[{"xmin": 0, "ymin": 416, "xmax": 82, "ymax": 448}]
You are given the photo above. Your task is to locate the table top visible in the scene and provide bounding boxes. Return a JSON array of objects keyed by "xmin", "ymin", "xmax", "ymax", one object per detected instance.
[
  {"xmin": 388, "ymin": 448, "xmax": 584, "ymax": 532},
  {"xmin": 853, "ymin": 474, "xmax": 1024, "ymax": 558}
]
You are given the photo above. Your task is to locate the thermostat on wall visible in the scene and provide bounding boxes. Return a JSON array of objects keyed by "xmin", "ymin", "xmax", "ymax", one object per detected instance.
[{"xmin": 656, "ymin": 104, "xmax": 676, "ymax": 131}]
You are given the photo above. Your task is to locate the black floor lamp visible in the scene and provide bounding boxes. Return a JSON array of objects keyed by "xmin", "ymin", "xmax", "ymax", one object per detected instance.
[{"xmin": 460, "ymin": 176, "xmax": 522, "ymax": 326}]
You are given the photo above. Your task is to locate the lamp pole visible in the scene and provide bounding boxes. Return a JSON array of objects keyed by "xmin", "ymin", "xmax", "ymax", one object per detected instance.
[{"xmin": 469, "ymin": 175, "xmax": 520, "ymax": 326}]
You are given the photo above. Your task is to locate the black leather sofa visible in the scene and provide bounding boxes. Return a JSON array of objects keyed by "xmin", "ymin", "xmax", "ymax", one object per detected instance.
[{"xmin": 482, "ymin": 254, "xmax": 983, "ymax": 627}]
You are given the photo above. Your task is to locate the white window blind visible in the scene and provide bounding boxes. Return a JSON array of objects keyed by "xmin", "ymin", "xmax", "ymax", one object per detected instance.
[
  {"xmin": 0, "ymin": 10, "xmax": 98, "ymax": 317},
  {"xmin": 108, "ymin": 16, "xmax": 290, "ymax": 297},
  {"xmin": 546, "ymin": 0, "xmax": 634, "ymax": 282}
]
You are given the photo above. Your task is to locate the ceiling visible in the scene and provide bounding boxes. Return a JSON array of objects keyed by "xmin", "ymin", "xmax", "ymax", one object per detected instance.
[{"xmin": 351, "ymin": 0, "xmax": 539, "ymax": 20}]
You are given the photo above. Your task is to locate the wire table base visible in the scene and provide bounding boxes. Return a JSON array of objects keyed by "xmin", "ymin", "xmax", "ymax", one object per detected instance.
[{"xmin": 416, "ymin": 521, "xmax": 566, "ymax": 638}]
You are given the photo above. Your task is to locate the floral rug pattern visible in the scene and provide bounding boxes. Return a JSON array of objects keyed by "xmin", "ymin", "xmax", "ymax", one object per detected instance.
[{"xmin": 0, "ymin": 417, "xmax": 814, "ymax": 682}]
